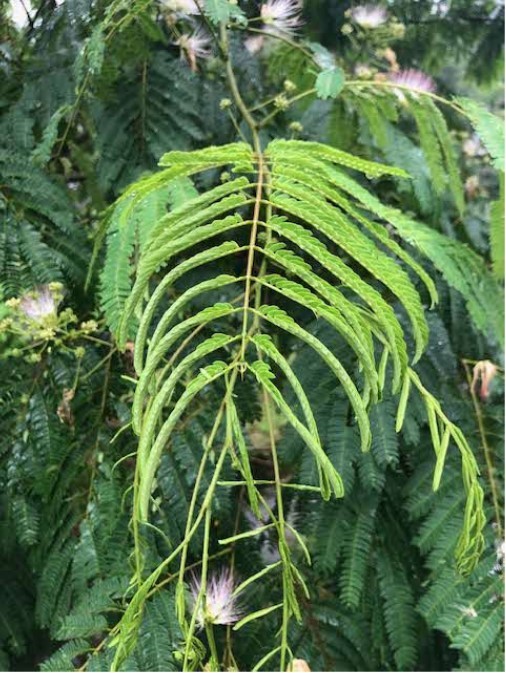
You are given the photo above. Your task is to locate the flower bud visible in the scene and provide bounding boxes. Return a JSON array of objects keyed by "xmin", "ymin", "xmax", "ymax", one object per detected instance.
[{"xmin": 274, "ymin": 95, "xmax": 289, "ymax": 110}]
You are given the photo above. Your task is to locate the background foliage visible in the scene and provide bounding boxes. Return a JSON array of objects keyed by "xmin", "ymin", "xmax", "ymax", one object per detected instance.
[{"xmin": 0, "ymin": 1, "xmax": 504, "ymax": 671}]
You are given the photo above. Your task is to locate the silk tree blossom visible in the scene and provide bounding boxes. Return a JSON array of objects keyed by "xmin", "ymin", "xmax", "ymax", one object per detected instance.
[
  {"xmin": 349, "ymin": 4, "xmax": 388, "ymax": 29},
  {"xmin": 260, "ymin": 0, "xmax": 303, "ymax": 36},
  {"xmin": 161, "ymin": 0, "xmax": 199, "ymax": 16},
  {"xmin": 463, "ymin": 134, "xmax": 486, "ymax": 158},
  {"xmin": 497, "ymin": 540, "xmax": 506, "ymax": 565},
  {"xmin": 245, "ymin": 34, "xmax": 265, "ymax": 54},
  {"xmin": 290, "ymin": 660, "xmax": 311, "ymax": 672},
  {"xmin": 354, "ymin": 63, "xmax": 374, "ymax": 79},
  {"xmin": 4, "ymin": 283, "xmax": 65, "ymax": 340},
  {"xmin": 381, "ymin": 46, "xmax": 399, "ymax": 72},
  {"xmin": 19, "ymin": 285, "xmax": 60, "ymax": 322},
  {"xmin": 388, "ymin": 68, "xmax": 436, "ymax": 94},
  {"xmin": 176, "ymin": 28, "xmax": 212, "ymax": 71},
  {"xmin": 472, "ymin": 360, "xmax": 498, "ymax": 401},
  {"xmin": 189, "ymin": 569, "xmax": 241, "ymax": 628}
]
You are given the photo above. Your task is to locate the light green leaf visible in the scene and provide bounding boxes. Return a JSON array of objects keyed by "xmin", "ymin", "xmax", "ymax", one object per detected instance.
[
  {"xmin": 134, "ymin": 242, "xmax": 243, "ymax": 373},
  {"xmin": 490, "ymin": 174, "xmax": 504, "ymax": 281},
  {"xmin": 248, "ymin": 358, "xmax": 345, "ymax": 499},
  {"xmin": 232, "ymin": 563, "xmax": 282, "ymax": 597},
  {"xmin": 255, "ymin": 305, "xmax": 371, "ymax": 453},
  {"xmin": 138, "ymin": 361, "xmax": 231, "ymax": 519},
  {"xmin": 146, "ymin": 274, "xmax": 240, "ymax": 361},
  {"xmin": 233, "ymin": 603, "xmax": 284, "ymax": 631},
  {"xmin": 228, "ymin": 400, "xmax": 261, "ymax": 517},
  {"xmin": 264, "ymin": 214, "xmax": 407, "ymax": 389},
  {"xmin": 316, "ymin": 67, "xmax": 345, "ymax": 99},
  {"xmin": 136, "ymin": 334, "xmax": 237, "ymax": 469},
  {"xmin": 133, "ymin": 303, "xmax": 238, "ymax": 431},
  {"xmin": 457, "ymin": 97, "xmax": 505, "ymax": 172},
  {"xmin": 267, "ymin": 138, "xmax": 409, "ymax": 178},
  {"xmin": 218, "ymin": 524, "xmax": 274, "ymax": 545},
  {"xmin": 203, "ymin": 0, "xmax": 247, "ymax": 25}
]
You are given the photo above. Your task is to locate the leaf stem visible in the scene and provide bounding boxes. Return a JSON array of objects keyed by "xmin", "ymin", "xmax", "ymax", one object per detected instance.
[
  {"xmin": 245, "ymin": 26, "xmax": 318, "ymax": 66},
  {"xmin": 183, "ymin": 506, "xmax": 214, "ymax": 670},
  {"xmin": 205, "ymin": 621, "xmax": 220, "ymax": 672},
  {"xmin": 219, "ymin": 23, "xmax": 265, "ymax": 362},
  {"xmin": 262, "ymin": 389, "xmax": 291, "ymax": 671}
]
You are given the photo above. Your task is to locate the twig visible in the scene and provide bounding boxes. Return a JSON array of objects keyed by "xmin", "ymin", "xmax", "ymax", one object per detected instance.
[{"xmin": 462, "ymin": 360, "xmax": 503, "ymax": 539}]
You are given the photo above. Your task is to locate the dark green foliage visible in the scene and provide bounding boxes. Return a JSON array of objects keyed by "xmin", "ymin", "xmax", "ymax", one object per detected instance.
[
  {"xmin": 0, "ymin": 1, "xmax": 503, "ymax": 671},
  {"xmin": 93, "ymin": 52, "xmax": 206, "ymax": 195},
  {"xmin": 0, "ymin": 138, "xmax": 87, "ymax": 292}
]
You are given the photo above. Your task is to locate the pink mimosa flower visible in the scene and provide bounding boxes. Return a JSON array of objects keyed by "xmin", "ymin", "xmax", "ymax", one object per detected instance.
[
  {"xmin": 472, "ymin": 360, "xmax": 498, "ymax": 401},
  {"xmin": 349, "ymin": 5, "xmax": 388, "ymax": 28},
  {"xmin": 20, "ymin": 286, "xmax": 58, "ymax": 322},
  {"xmin": 388, "ymin": 68, "xmax": 436, "ymax": 94},
  {"xmin": 176, "ymin": 28, "xmax": 212, "ymax": 71},
  {"xmin": 260, "ymin": 0, "xmax": 303, "ymax": 36},
  {"xmin": 189, "ymin": 569, "xmax": 241, "ymax": 628}
]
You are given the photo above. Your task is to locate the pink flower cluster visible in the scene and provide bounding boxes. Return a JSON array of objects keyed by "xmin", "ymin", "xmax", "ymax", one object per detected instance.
[
  {"xmin": 388, "ymin": 68, "xmax": 436, "ymax": 94},
  {"xmin": 349, "ymin": 5, "xmax": 388, "ymax": 29},
  {"xmin": 189, "ymin": 569, "xmax": 241, "ymax": 628},
  {"xmin": 261, "ymin": 0, "xmax": 303, "ymax": 36},
  {"xmin": 20, "ymin": 286, "xmax": 58, "ymax": 322}
]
